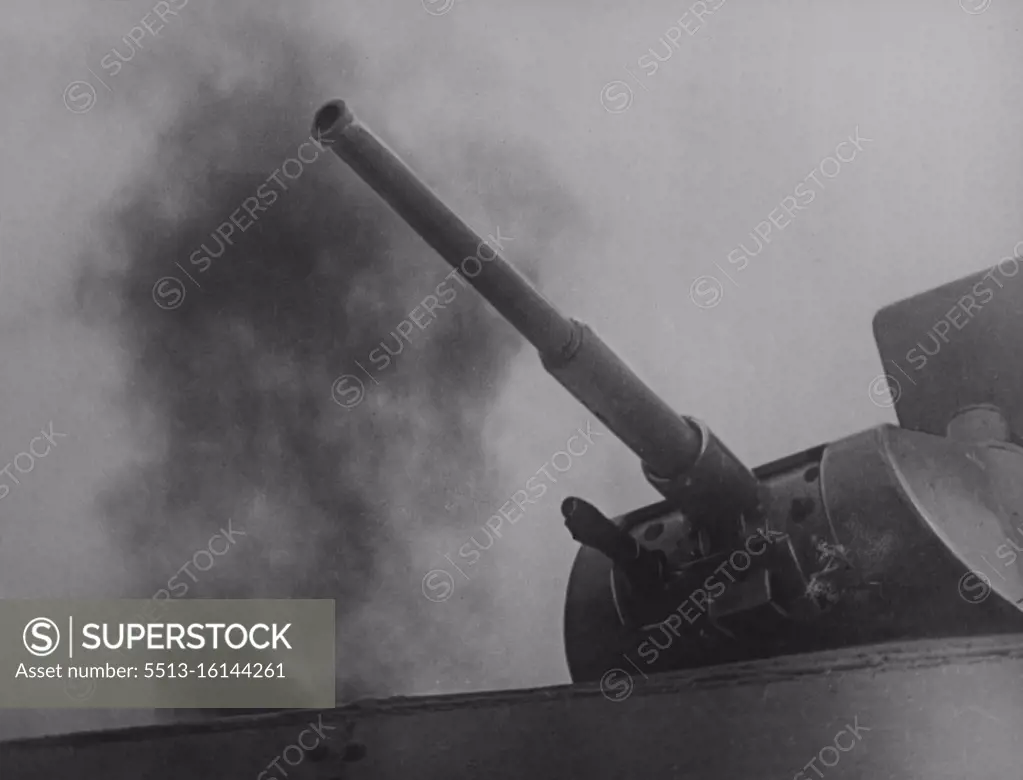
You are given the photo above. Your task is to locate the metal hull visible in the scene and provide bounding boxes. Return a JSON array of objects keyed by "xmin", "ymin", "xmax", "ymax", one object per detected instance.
[{"xmin": 4, "ymin": 635, "xmax": 1021, "ymax": 779}]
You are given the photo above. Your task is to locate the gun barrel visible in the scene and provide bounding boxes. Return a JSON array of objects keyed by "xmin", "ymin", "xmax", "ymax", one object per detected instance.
[{"xmin": 312, "ymin": 99, "xmax": 705, "ymax": 482}]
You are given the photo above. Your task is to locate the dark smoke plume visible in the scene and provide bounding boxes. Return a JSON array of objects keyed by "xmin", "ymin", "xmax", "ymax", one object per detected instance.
[{"xmin": 73, "ymin": 16, "xmax": 581, "ymax": 714}]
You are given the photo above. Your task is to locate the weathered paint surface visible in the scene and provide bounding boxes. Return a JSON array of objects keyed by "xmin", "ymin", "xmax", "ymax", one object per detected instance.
[{"xmin": 2, "ymin": 635, "xmax": 1021, "ymax": 779}]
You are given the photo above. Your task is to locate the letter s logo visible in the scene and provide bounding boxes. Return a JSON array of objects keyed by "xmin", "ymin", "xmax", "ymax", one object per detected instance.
[
  {"xmin": 599, "ymin": 669, "xmax": 634, "ymax": 701},
  {"xmin": 422, "ymin": 570, "xmax": 455, "ymax": 603},
  {"xmin": 23, "ymin": 618, "xmax": 60, "ymax": 657}
]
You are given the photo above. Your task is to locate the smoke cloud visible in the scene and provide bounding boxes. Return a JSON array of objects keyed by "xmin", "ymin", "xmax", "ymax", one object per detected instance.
[
  {"xmin": 1, "ymin": 0, "xmax": 582, "ymax": 736},
  {"xmin": 79, "ymin": 8, "xmax": 582, "ymax": 702}
]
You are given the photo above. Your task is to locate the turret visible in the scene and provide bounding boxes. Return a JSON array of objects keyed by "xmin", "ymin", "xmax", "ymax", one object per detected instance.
[{"xmin": 313, "ymin": 100, "xmax": 1023, "ymax": 684}]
